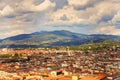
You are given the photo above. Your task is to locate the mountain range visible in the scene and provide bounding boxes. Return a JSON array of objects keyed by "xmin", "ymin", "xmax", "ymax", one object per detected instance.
[{"xmin": 0, "ymin": 30, "xmax": 120, "ymax": 48}]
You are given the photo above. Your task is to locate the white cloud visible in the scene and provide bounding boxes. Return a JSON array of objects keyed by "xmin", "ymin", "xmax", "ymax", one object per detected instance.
[
  {"xmin": 50, "ymin": 0, "xmax": 120, "ymax": 25},
  {"xmin": 21, "ymin": 0, "xmax": 55, "ymax": 12},
  {"xmin": 0, "ymin": 5, "xmax": 14, "ymax": 17},
  {"xmin": 4, "ymin": 30, "xmax": 25, "ymax": 38},
  {"xmin": 0, "ymin": 0, "xmax": 120, "ymax": 38},
  {"xmin": 50, "ymin": 6, "xmax": 83, "ymax": 24},
  {"xmin": 0, "ymin": 0, "xmax": 56, "ymax": 17},
  {"xmin": 49, "ymin": 0, "xmax": 120, "ymax": 35},
  {"xmin": 0, "ymin": 0, "xmax": 56, "ymax": 38},
  {"xmin": 92, "ymin": 25, "xmax": 120, "ymax": 35},
  {"xmin": 87, "ymin": 1, "xmax": 116, "ymax": 24},
  {"xmin": 111, "ymin": 11, "xmax": 120, "ymax": 24},
  {"xmin": 68, "ymin": 0, "xmax": 90, "ymax": 7}
]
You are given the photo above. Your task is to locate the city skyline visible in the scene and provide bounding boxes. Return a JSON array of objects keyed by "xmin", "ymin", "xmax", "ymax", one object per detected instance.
[{"xmin": 0, "ymin": 0, "xmax": 120, "ymax": 38}]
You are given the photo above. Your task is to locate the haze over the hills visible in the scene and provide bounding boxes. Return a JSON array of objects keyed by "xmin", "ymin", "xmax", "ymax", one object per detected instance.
[
  {"xmin": 0, "ymin": 0, "xmax": 120, "ymax": 39},
  {"xmin": 0, "ymin": 30, "xmax": 120, "ymax": 48}
]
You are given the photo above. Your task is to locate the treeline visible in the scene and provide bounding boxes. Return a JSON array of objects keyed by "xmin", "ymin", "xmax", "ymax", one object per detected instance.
[
  {"xmin": 0, "ymin": 53, "xmax": 20, "ymax": 58},
  {"xmin": 51, "ymin": 40, "xmax": 120, "ymax": 51}
]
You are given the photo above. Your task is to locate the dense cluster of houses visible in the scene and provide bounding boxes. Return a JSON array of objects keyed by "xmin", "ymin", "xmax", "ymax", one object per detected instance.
[{"xmin": 0, "ymin": 47, "xmax": 120, "ymax": 80}]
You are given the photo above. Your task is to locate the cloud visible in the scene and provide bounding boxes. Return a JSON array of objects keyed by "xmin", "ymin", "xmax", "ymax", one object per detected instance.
[
  {"xmin": 0, "ymin": 0, "xmax": 56, "ymax": 38},
  {"xmin": 68, "ymin": 0, "xmax": 90, "ymax": 7},
  {"xmin": 51, "ymin": 0, "xmax": 68, "ymax": 11},
  {"xmin": 68, "ymin": 0, "xmax": 103, "ymax": 10},
  {"xmin": 50, "ymin": 6, "xmax": 82, "ymax": 24},
  {"xmin": 21, "ymin": 0, "xmax": 55, "ymax": 12},
  {"xmin": 111, "ymin": 11, "xmax": 120, "ymax": 24},
  {"xmin": 0, "ymin": 5, "xmax": 14, "ymax": 17},
  {"xmin": 87, "ymin": 1, "xmax": 116, "ymax": 24},
  {"xmin": 51, "ymin": 0, "xmax": 119, "ymax": 25},
  {"xmin": 48, "ymin": 0, "xmax": 120, "ymax": 35},
  {"xmin": 92, "ymin": 25, "xmax": 120, "ymax": 35},
  {"xmin": 0, "ymin": 0, "xmax": 120, "ymax": 38},
  {"xmin": 4, "ymin": 30, "xmax": 25, "ymax": 38},
  {"xmin": 0, "ymin": 0, "xmax": 56, "ymax": 17}
]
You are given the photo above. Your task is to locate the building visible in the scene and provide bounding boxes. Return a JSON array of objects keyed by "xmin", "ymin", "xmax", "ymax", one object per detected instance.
[
  {"xmin": 80, "ymin": 74, "xmax": 107, "ymax": 80},
  {"xmin": 50, "ymin": 70, "xmax": 62, "ymax": 76},
  {"xmin": 72, "ymin": 75, "xmax": 79, "ymax": 80},
  {"xmin": 63, "ymin": 70, "xmax": 72, "ymax": 76}
]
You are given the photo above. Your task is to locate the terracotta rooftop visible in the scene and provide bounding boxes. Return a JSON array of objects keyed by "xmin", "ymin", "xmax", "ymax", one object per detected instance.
[{"xmin": 80, "ymin": 74, "xmax": 107, "ymax": 80}]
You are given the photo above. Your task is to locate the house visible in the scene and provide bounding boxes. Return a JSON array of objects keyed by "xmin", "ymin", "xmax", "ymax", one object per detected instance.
[
  {"xmin": 80, "ymin": 74, "xmax": 107, "ymax": 80},
  {"xmin": 72, "ymin": 75, "xmax": 79, "ymax": 80},
  {"xmin": 50, "ymin": 70, "xmax": 62, "ymax": 76},
  {"xmin": 63, "ymin": 70, "xmax": 72, "ymax": 76}
]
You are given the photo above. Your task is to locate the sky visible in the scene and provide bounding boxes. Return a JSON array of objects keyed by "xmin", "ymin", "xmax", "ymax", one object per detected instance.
[{"xmin": 0, "ymin": 0, "xmax": 120, "ymax": 39}]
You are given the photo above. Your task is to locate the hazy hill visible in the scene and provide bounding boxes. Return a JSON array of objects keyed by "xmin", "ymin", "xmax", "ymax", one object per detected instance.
[{"xmin": 0, "ymin": 30, "xmax": 120, "ymax": 48}]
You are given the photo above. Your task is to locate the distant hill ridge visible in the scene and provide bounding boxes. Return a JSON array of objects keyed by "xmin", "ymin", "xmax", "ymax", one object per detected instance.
[{"xmin": 0, "ymin": 30, "xmax": 120, "ymax": 48}]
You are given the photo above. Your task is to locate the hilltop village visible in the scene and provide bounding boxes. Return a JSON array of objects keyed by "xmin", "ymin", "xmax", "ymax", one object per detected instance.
[{"xmin": 0, "ymin": 46, "xmax": 120, "ymax": 80}]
